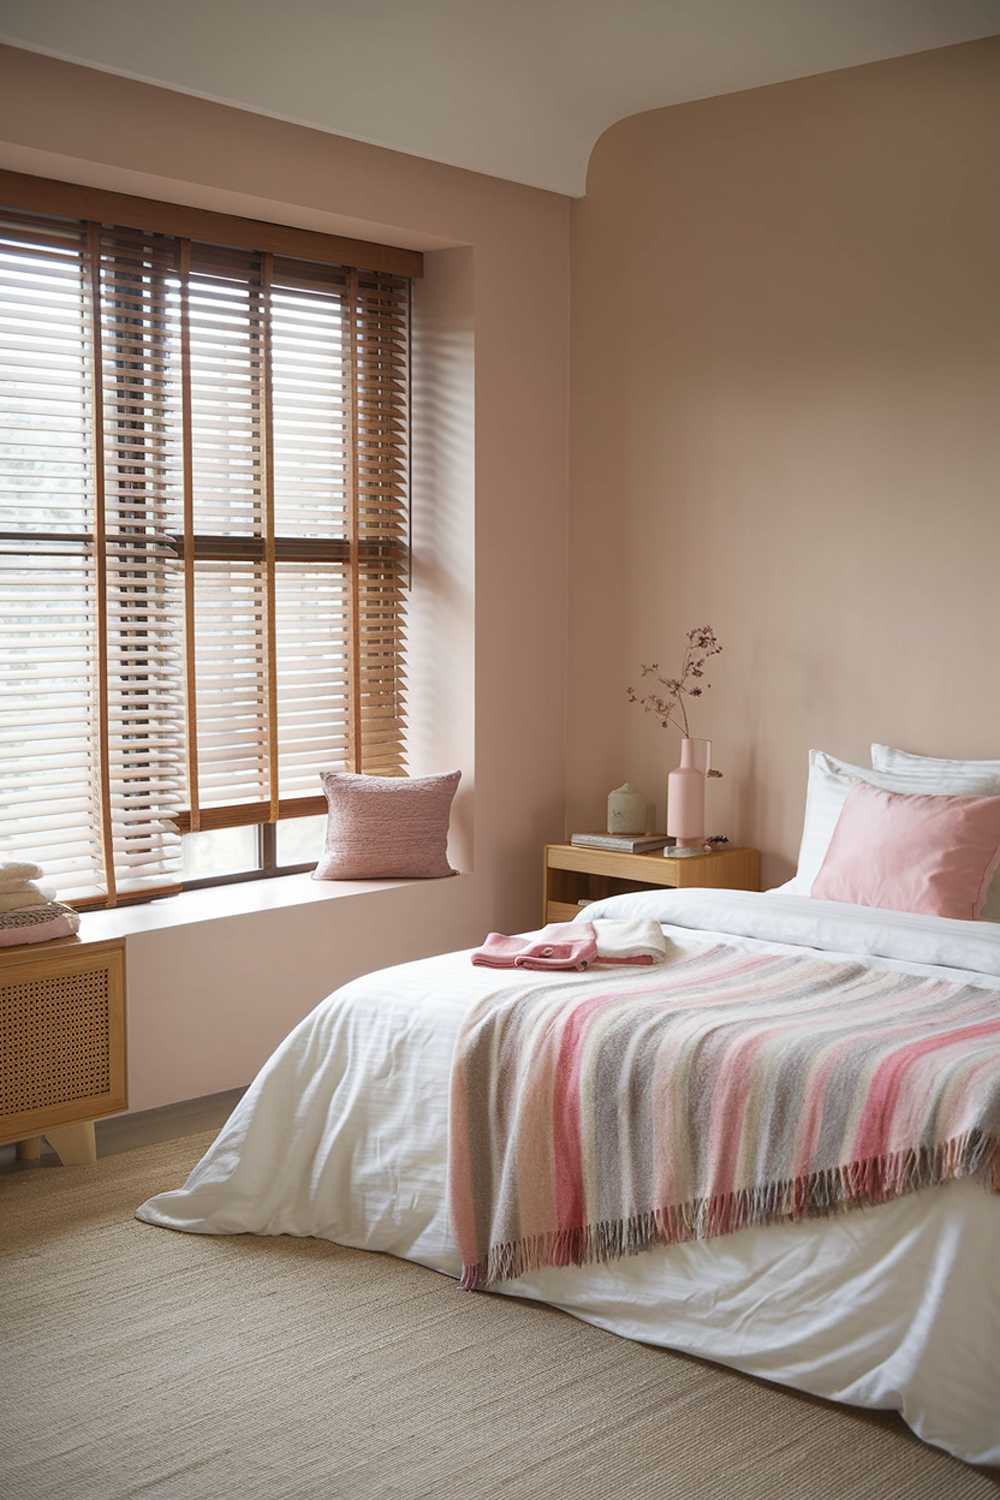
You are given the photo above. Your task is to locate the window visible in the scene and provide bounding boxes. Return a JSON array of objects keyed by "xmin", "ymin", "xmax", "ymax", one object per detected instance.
[{"xmin": 0, "ymin": 176, "xmax": 418, "ymax": 908}]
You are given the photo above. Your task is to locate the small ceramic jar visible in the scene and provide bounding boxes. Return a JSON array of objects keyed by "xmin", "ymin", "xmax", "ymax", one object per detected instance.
[{"xmin": 607, "ymin": 782, "xmax": 647, "ymax": 834}]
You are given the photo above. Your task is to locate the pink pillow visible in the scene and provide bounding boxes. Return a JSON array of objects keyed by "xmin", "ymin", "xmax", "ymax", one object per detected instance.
[
  {"xmin": 313, "ymin": 770, "xmax": 460, "ymax": 880},
  {"xmin": 811, "ymin": 782, "xmax": 1000, "ymax": 920}
]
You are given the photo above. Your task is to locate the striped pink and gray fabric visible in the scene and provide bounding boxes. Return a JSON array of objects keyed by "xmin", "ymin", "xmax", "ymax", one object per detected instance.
[{"xmin": 448, "ymin": 943, "xmax": 1000, "ymax": 1289}]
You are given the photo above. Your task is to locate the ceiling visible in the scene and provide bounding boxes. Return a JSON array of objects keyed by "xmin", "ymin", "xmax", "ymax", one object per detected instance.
[{"xmin": 2, "ymin": 1, "xmax": 999, "ymax": 196}]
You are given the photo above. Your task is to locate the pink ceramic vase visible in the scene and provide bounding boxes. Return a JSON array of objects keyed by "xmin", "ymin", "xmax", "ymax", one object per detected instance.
[{"xmin": 667, "ymin": 737, "xmax": 708, "ymax": 850}]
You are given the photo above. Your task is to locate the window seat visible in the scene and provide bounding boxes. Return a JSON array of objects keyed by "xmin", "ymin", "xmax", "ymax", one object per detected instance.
[{"xmin": 78, "ymin": 871, "xmax": 466, "ymax": 944}]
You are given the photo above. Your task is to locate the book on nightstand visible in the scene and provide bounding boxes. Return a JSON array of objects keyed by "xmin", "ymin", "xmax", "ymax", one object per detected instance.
[{"xmin": 569, "ymin": 833, "xmax": 674, "ymax": 854}]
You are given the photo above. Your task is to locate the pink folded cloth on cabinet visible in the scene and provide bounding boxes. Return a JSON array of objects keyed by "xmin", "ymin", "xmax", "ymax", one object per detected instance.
[
  {"xmin": 472, "ymin": 922, "xmax": 598, "ymax": 971},
  {"xmin": 0, "ymin": 901, "xmax": 80, "ymax": 946}
]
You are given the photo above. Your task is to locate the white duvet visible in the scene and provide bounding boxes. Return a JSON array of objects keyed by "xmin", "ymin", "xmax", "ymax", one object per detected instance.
[{"xmin": 138, "ymin": 890, "xmax": 1000, "ymax": 1467}]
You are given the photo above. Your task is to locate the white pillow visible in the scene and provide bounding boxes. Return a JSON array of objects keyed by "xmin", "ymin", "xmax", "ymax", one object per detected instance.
[
  {"xmin": 870, "ymin": 745, "xmax": 1000, "ymax": 920},
  {"xmin": 784, "ymin": 750, "xmax": 1000, "ymax": 896},
  {"xmin": 871, "ymin": 744, "xmax": 1000, "ymax": 779}
]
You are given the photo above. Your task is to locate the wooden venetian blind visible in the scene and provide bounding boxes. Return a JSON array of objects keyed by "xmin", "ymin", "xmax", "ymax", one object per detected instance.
[{"xmin": 0, "ymin": 178, "xmax": 416, "ymax": 907}]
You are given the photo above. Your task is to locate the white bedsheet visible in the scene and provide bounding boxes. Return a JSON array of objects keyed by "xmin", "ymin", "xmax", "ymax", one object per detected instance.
[{"xmin": 138, "ymin": 890, "xmax": 1000, "ymax": 1467}]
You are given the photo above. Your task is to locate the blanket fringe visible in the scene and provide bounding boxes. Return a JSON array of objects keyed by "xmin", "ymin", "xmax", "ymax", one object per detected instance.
[{"xmin": 459, "ymin": 1128, "xmax": 999, "ymax": 1291}]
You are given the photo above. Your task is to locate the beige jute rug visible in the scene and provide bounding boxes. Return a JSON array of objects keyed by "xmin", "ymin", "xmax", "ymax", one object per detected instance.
[{"xmin": 1, "ymin": 1132, "xmax": 997, "ymax": 1500}]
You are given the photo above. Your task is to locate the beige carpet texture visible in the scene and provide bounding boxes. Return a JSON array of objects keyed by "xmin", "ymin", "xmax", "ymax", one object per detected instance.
[{"xmin": 1, "ymin": 1132, "xmax": 997, "ymax": 1500}]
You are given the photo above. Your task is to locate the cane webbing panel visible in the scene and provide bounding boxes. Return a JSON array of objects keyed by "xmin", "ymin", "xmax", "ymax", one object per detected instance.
[
  {"xmin": 0, "ymin": 967, "xmax": 111, "ymax": 1116},
  {"xmin": 0, "ymin": 944, "xmax": 126, "ymax": 1139}
]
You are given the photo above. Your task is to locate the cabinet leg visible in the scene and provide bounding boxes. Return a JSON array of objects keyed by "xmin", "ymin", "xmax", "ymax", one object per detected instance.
[
  {"xmin": 15, "ymin": 1136, "xmax": 42, "ymax": 1162},
  {"xmin": 44, "ymin": 1121, "xmax": 97, "ymax": 1166}
]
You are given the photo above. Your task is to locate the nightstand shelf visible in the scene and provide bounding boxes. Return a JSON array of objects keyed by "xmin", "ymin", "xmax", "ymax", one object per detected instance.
[{"xmin": 543, "ymin": 843, "xmax": 760, "ymax": 923}]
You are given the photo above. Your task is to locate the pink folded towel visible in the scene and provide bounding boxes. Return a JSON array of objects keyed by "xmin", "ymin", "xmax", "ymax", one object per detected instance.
[{"xmin": 472, "ymin": 922, "xmax": 598, "ymax": 971}]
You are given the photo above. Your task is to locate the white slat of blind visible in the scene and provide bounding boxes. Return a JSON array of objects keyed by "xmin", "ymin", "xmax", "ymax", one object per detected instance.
[
  {"xmin": 270, "ymin": 261, "xmax": 349, "ymax": 541},
  {"xmin": 189, "ymin": 245, "xmax": 263, "ymax": 538},
  {"xmin": 193, "ymin": 559, "xmax": 268, "ymax": 808},
  {"xmin": 271, "ymin": 259, "xmax": 352, "ymax": 798},
  {"xmin": 187, "ymin": 246, "xmax": 269, "ymax": 815},
  {"xmin": 358, "ymin": 561, "xmax": 407, "ymax": 775},
  {"xmin": 275, "ymin": 563, "xmax": 351, "ymax": 795},
  {"xmin": 98, "ymin": 225, "xmax": 185, "ymax": 897},
  {"xmin": 0, "ymin": 210, "xmax": 106, "ymax": 899},
  {"xmin": 354, "ymin": 271, "xmax": 408, "ymax": 774}
]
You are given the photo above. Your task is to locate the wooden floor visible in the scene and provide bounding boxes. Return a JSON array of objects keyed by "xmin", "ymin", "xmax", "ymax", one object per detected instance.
[{"xmin": 0, "ymin": 1087, "xmax": 244, "ymax": 1174}]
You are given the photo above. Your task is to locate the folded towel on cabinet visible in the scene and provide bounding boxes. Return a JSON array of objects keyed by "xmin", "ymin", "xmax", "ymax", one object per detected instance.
[
  {"xmin": 0, "ymin": 861, "xmax": 45, "ymax": 884},
  {"xmin": 0, "ymin": 889, "xmax": 51, "ymax": 913},
  {"xmin": 0, "ymin": 902, "xmax": 80, "ymax": 945}
]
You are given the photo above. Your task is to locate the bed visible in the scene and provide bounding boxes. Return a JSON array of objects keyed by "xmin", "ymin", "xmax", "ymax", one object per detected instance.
[{"xmin": 138, "ymin": 887, "xmax": 1000, "ymax": 1467}]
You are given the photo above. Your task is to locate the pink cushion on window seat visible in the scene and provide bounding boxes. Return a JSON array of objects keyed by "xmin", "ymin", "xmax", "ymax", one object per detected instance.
[{"xmin": 314, "ymin": 770, "xmax": 460, "ymax": 880}]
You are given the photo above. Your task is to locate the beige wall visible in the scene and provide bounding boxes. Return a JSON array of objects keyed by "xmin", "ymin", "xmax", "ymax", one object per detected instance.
[
  {"xmin": 0, "ymin": 46, "xmax": 571, "ymax": 1108},
  {"xmin": 4, "ymin": 36, "xmax": 999, "ymax": 1100},
  {"xmin": 568, "ymin": 37, "xmax": 1000, "ymax": 887}
]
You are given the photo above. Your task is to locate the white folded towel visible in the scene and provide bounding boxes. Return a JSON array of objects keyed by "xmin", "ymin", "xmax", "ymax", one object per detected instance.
[
  {"xmin": 0, "ymin": 861, "xmax": 44, "ymax": 882},
  {"xmin": 0, "ymin": 889, "xmax": 50, "ymax": 912},
  {"xmin": 592, "ymin": 918, "xmax": 669, "ymax": 965},
  {"xmin": 0, "ymin": 876, "xmax": 49, "ymax": 897}
]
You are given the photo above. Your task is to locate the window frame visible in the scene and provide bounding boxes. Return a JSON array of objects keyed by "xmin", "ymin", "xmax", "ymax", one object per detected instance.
[
  {"xmin": 0, "ymin": 172, "xmax": 420, "ymax": 910},
  {"xmin": 182, "ymin": 822, "xmax": 315, "ymax": 894}
]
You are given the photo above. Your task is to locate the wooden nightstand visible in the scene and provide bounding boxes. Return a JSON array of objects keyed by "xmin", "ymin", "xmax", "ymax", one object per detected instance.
[{"xmin": 543, "ymin": 843, "xmax": 760, "ymax": 923}]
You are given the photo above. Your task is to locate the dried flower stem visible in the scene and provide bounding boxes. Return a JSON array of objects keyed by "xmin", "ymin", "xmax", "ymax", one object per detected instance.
[{"xmin": 626, "ymin": 625, "xmax": 723, "ymax": 738}]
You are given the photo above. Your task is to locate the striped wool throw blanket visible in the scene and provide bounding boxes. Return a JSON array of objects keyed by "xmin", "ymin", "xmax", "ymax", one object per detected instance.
[{"xmin": 448, "ymin": 943, "xmax": 1000, "ymax": 1289}]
